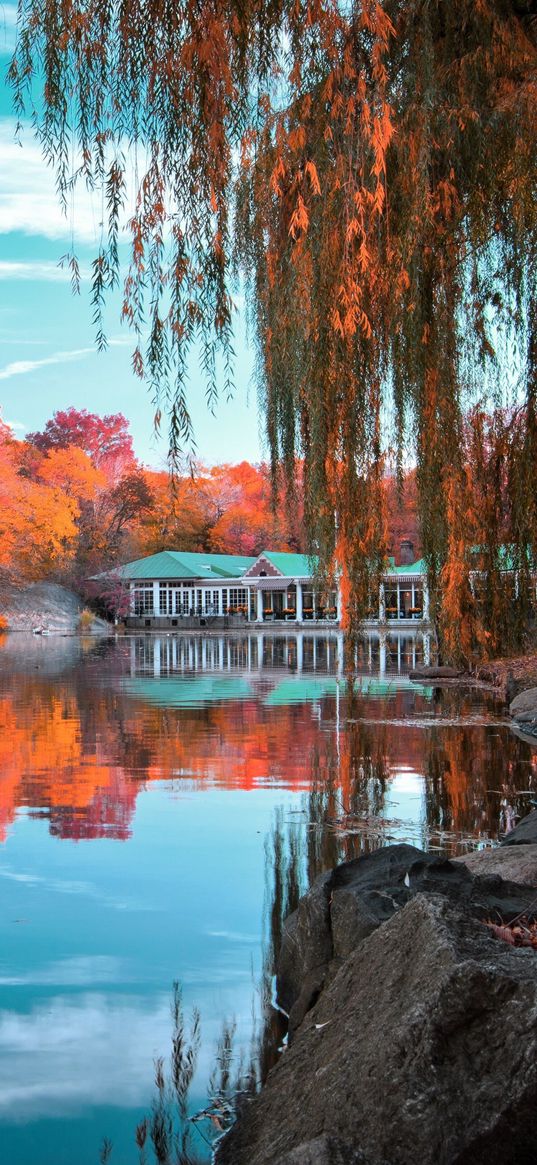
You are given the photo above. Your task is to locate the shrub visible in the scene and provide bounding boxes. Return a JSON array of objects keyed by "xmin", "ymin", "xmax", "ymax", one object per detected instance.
[{"xmin": 77, "ymin": 608, "xmax": 94, "ymax": 632}]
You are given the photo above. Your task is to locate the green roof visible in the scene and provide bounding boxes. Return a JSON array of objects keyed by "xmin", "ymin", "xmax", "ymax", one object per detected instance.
[
  {"xmin": 114, "ymin": 550, "xmax": 257, "ymax": 581},
  {"xmin": 122, "ymin": 676, "xmax": 253, "ymax": 707},
  {"xmin": 264, "ymin": 675, "xmax": 431, "ymax": 705},
  {"xmin": 123, "ymin": 673, "xmax": 431, "ymax": 709},
  {"xmin": 262, "ymin": 551, "xmax": 318, "ymax": 577},
  {"xmin": 391, "ymin": 558, "xmax": 427, "ymax": 575},
  {"xmin": 105, "ymin": 548, "xmax": 426, "ymax": 584}
]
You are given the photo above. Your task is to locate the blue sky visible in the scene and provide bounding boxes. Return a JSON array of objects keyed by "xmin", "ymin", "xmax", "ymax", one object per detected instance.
[{"xmin": 0, "ymin": 7, "xmax": 262, "ymax": 467}]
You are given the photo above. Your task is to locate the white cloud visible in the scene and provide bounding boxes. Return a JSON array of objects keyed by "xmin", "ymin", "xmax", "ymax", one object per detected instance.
[
  {"xmin": 0, "ymin": 992, "xmax": 172, "ymax": 1116},
  {"xmin": 3, "ymin": 418, "xmax": 26, "ymax": 430},
  {"xmin": 0, "ymin": 118, "xmax": 143, "ymax": 243},
  {"xmin": 0, "ymin": 345, "xmax": 96, "ymax": 381},
  {"xmin": 0, "ymin": 119, "xmax": 105, "ymax": 242},
  {"xmin": 0, "ymin": 4, "xmax": 18, "ymax": 53},
  {"xmin": 0, "ymin": 955, "xmax": 123, "ymax": 988},
  {"xmin": 0, "ymin": 260, "xmax": 76, "ymax": 282}
]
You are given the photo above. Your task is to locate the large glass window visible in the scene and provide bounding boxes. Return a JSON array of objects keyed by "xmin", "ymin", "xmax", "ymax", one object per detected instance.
[
  {"xmin": 302, "ymin": 589, "xmax": 314, "ymax": 619},
  {"xmin": 227, "ymin": 588, "xmax": 247, "ymax": 613},
  {"xmin": 133, "ymin": 587, "xmax": 154, "ymax": 616},
  {"xmin": 385, "ymin": 588, "xmax": 398, "ymax": 618},
  {"xmin": 204, "ymin": 589, "xmax": 219, "ymax": 614}
]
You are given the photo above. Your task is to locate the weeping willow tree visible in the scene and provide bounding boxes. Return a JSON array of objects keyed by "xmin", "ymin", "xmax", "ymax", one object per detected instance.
[{"xmin": 9, "ymin": 0, "xmax": 537, "ymax": 658}]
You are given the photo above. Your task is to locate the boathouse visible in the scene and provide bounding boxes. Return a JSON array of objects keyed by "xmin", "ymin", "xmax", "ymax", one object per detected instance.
[{"xmin": 111, "ymin": 547, "xmax": 430, "ymax": 629}]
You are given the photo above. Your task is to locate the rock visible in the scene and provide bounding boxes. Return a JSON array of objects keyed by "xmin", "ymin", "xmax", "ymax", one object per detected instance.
[
  {"xmin": 0, "ymin": 582, "xmax": 110, "ymax": 634},
  {"xmin": 274, "ymin": 1135, "xmax": 369, "ymax": 1165},
  {"xmin": 510, "ymin": 687, "xmax": 537, "ymax": 722},
  {"xmin": 509, "ymin": 687, "xmax": 537, "ymax": 743},
  {"xmin": 277, "ymin": 843, "xmax": 535, "ymax": 1033},
  {"xmin": 453, "ymin": 844, "xmax": 537, "ymax": 885},
  {"xmin": 500, "ymin": 807, "xmax": 537, "ymax": 847},
  {"xmin": 217, "ymin": 894, "xmax": 537, "ymax": 1165},
  {"xmin": 408, "ymin": 665, "xmax": 465, "ymax": 680},
  {"xmin": 277, "ymin": 868, "xmax": 333, "ymax": 1017}
]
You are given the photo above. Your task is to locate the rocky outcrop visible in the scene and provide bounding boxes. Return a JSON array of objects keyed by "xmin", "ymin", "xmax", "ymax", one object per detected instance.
[
  {"xmin": 454, "ymin": 843, "xmax": 537, "ymax": 884},
  {"xmin": 0, "ymin": 582, "xmax": 110, "ymax": 633},
  {"xmin": 274, "ymin": 1136, "xmax": 368, "ymax": 1165},
  {"xmin": 510, "ymin": 687, "xmax": 537, "ymax": 742},
  {"xmin": 218, "ymin": 891, "xmax": 537, "ymax": 1165},
  {"xmin": 277, "ymin": 843, "xmax": 535, "ymax": 1035},
  {"xmin": 500, "ymin": 806, "xmax": 537, "ymax": 847}
]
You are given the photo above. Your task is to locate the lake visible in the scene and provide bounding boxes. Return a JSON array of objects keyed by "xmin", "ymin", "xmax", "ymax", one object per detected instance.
[{"xmin": 0, "ymin": 630, "xmax": 535, "ymax": 1164}]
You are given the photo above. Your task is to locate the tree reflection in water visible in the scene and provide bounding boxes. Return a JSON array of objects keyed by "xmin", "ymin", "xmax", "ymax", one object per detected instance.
[{"xmin": 1, "ymin": 633, "xmax": 536, "ymax": 1162}]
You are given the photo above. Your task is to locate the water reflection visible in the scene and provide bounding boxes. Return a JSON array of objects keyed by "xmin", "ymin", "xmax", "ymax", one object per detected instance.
[
  {"xmin": 0, "ymin": 630, "xmax": 534, "ymax": 848},
  {"xmin": 1, "ymin": 631, "xmax": 536, "ymax": 1164}
]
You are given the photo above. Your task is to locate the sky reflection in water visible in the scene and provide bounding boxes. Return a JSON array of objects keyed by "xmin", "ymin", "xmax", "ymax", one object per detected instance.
[{"xmin": 0, "ymin": 630, "xmax": 535, "ymax": 1164}]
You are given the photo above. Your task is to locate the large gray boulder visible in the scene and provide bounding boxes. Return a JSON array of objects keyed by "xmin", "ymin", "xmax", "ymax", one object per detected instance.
[
  {"xmin": 274, "ymin": 1136, "xmax": 369, "ymax": 1165},
  {"xmin": 500, "ymin": 807, "xmax": 537, "ymax": 847},
  {"xmin": 217, "ymin": 894, "xmax": 537, "ymax": 1165},
  {"xmin": 0, "ymin": 582, "xmax": 110, "ymax": 633},
  {"xmin": 509, "ymin": 687, "xmax": 537, "ymax": 742},
  {"xmin": 277, "ymin": 843, "xmax": 535, "ymax": 1034},
  {"xmin": 510, "ymin": 687, "xmax": 537, "ymax": 722},
  {"xmin": 454, "ymin": 843, "xmax": 537, "ymax": 885}
]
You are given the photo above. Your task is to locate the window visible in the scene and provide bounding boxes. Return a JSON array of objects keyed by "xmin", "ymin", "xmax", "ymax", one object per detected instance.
[
  {"xmin": 227, "ymin": 587, "xmax": 247, "ymax": 613},
  {"xmin": 134, "ymin": 587, "xmax": 153, "ymax": 616},
  {"xmin": 159, "ymin": 583, "xmax": 172, "ymax": 615},
  {"xmin": 204, "ymin": 589, "xmax": 219, "ymax": 614}
]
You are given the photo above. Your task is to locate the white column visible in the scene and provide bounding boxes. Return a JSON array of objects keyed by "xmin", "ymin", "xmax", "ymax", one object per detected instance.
[
  {"xmin": 423, "ymin": 632, "xmax": 431, "ymax": 666},
  {"xmin": 153, "ymin": 581, "xmax": 160, "ymax": 616},
  {"xmin": 379, "ymin": 581, "xmax": 385, "ymax": 621},
  {"xmin": 129, "ymin": 582, "xmax": 135, "ymax": 615},
  {"xmin": 218, "ymin": 587, "xmax": 224, "ymax": 616},
  {"xmin": 423, "ymin": 579, "xmax": 430, "ymax": 621},
  {"xmin": 336, "ymin": 581, "xmax": 343, "ymax": 623},
  {"xmin": 296, "ymin": 581, "xmax": 303, "ymax": 622},
  {"xmin": 296, "ymin": 633, "xmax": 303, "ymax": 671},
  {"xmin": 379, "ymin": 632, "xmax": 387, "ymax": 675},
  {"xmin": 256, "ymin": 588, "xmax": 264, "ymax": 622},
  {"xmin": 218, "ymin": 637, "xmax": 224, "ymax": 669},
  {"xmin": 247, "ymin": 587, "xmax": 252, "ymax": 620},
  {"xmin": 154, "ymin": 638, "xmax": 161, "ymax": 676},
  {"xmin": 337, "ymin": 631, "xmax": 344, "ymax": 677}
]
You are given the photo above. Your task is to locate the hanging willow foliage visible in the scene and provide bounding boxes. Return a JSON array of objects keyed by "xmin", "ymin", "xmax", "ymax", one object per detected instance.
[{"xmin": 9, "ymin": 0, "xmax": 537, "ymax": 658}]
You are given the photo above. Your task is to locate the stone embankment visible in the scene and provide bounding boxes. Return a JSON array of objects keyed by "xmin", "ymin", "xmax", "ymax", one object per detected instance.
[
  {"xmin": 0, "ymin": 581, "xmax": 110, "ymax": 634},
  {"xmin": 217, "ymin": 814, "xmax": 537, "ymax": 1165}
]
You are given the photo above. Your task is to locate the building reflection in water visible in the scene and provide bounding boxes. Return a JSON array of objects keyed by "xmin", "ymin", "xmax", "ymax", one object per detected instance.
[
  {"xmin": 0, "ymin": 629, "xmax": 534, "ymax": 853},
  {"xmin": 128, "ymin": 628, "xmax": 432, "ymax": 679}
]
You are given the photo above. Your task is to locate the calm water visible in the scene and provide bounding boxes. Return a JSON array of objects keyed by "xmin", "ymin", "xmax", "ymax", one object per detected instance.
[{"xmin": 0, "ymin": 630, "xmax": 535, "ymax": 1165}]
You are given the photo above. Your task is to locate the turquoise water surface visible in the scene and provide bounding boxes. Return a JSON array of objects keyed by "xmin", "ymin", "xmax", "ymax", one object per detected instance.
[{"xmin": 0, "ymin": 630, "xmax": 534, "ymax": 1164}]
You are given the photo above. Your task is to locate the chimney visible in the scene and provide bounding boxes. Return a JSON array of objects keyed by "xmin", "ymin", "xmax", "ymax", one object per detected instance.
[{"xmin": 399, "ymin": 539, "xmax": 414, "ymax": 566}]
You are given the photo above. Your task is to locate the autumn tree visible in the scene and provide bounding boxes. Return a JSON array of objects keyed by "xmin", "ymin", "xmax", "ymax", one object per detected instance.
[
  {"xmin": 10, "ymin": 1, "xmax": 537, "ymax": 656},
  {"xmin": 27, "ymin": 411, "xmax": 154, "ymax": 574},
  {"xmin": 28, "ymin": 408, "xmax": 135, "ymax": 475},
  {"xmin": 0, "ymin": 421, "xmax": 80, "ymax": 579}
]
